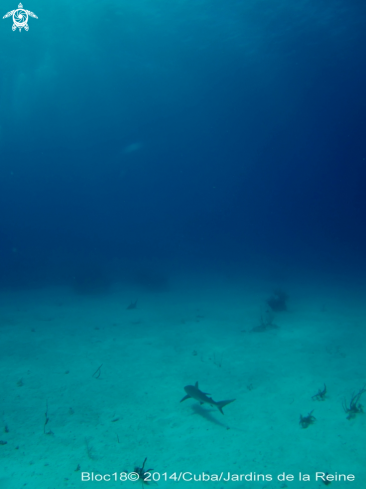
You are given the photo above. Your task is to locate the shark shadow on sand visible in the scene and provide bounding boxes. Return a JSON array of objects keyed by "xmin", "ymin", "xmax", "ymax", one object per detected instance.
[{"xmin": 190, "ymin": 404, "xmax": 230, "ymax": 428}]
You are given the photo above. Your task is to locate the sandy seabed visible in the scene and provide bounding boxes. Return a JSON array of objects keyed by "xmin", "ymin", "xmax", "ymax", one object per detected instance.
[{"xmin": 1, "ymin": 277, "xmax": 365, "ymax": 489}]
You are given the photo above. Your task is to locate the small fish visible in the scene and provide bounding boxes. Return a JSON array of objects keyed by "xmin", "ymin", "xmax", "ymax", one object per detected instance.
[{"xmin": 180, "ymin": 382, "xmax": 235, "ymax": 415}]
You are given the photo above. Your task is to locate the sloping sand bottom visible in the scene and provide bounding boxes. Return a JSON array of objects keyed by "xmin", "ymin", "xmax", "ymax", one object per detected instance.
[{"xmin": 1, "ymin": 277, "xmax": 365, "ymax": 489}]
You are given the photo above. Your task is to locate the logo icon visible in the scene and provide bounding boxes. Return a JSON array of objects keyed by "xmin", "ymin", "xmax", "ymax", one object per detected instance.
[{"xmin": 3, "ymin": 3, "xmax": 38, "ymax": 31}]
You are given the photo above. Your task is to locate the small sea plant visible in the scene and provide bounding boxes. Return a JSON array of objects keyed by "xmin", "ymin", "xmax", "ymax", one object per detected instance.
[
  {"xmin": 251, "ymin": 309, "xmax": 278, "ymax": 332},
  {"xmin": 312, "ymin": 384, "xmax": 327, "ymax": 401},
  {"xmin": 343, "ymin": 385, "xmax": 365, "ymax": 420},
  {"xmin": 134, "ymin": 458, "xmax": 154, "ymax": 485},
  {"xmin": 299, "ymin": 410, "xmax": 316, "ymax": 429}
]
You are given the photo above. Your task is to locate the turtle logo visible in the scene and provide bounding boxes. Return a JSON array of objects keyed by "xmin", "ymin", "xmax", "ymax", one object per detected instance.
[{"xmin": 3, "ymin": 3, "xmax": 38, "ymax": 31}]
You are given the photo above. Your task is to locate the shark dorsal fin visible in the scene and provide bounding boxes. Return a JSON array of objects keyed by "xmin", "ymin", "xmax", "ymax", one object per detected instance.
[{"xmin": 195, "ymin": 381, "xmax": 199, "ymax": 388}]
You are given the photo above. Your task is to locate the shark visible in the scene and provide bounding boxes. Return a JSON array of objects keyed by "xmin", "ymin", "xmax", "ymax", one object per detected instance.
[{"xmin": 180, "ymin": 382, "xmax": 235, "ymax": 415}]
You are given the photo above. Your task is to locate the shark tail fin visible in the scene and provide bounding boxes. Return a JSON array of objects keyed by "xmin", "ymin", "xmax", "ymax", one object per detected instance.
[{"xmin": 216, "ymin": 399, "xmax": 236, "ymax": 415}]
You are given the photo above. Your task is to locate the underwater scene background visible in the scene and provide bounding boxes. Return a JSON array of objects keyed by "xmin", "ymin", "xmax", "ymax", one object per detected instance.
[{"xmin": 1, "ymin": 0, "xmax": 366, "ymax": 487}]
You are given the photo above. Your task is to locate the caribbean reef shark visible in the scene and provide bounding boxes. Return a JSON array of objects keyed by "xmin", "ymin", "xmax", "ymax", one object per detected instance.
[{"xmin": 180, "ymin": 382, "xmax": 235, "ymax": 415}]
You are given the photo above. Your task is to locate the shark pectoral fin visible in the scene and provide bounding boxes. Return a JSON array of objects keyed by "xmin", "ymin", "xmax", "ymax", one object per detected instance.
[
  {"xmin": 180, "ymin": 395, "xmax": 191, "ymax": 403},
  {"xmin": 216, "ymin": 399, "xmax": 236, "ymax": 415}
]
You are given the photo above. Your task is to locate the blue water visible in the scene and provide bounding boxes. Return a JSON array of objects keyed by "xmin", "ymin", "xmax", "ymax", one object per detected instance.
[{"xmin": 1, "ymin": 1, "xmax": 366, "ymax": 487}]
